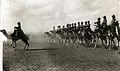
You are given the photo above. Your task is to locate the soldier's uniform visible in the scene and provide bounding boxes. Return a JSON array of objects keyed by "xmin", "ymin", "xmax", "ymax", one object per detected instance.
[
  {"xmin": 111, "ymin": 18, "xmax": 116, "ymax": 26},
  {"xmin": 110, "ymin": 15, "xmax": 117, "ymax": 36},
  {"xmin": 57, "ymin": 26, "xmax": 62, "ymax": 33},
  {"xmin": 80, "ymin": 22, "xmax": 84, "ymax": 34},
  {"xmin": 87, "ymin": 21, "xmax": 93, "ymax": 34},
  {"xmin": 102, "ymin": 16, "xmax": 107, "ymax": 29},
  {"xmin": 94, "ymin": 17, "xmax": 101, "ymax": 32},
  {"xmin": 11, "ymin": 22, "xmax": 24, "ymax": 38},
  {"xmin": 16, "ymin": 22, "xmax": 24, "ymax": 37},
  {"xmin": 62, "ymin": 26, "xmax": 67, "ymax": 33}
]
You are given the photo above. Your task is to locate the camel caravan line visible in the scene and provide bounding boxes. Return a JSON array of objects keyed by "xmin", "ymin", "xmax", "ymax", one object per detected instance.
[{"xmin": 45, "ymin": 15, "xmax": 120, "ymax": 53}]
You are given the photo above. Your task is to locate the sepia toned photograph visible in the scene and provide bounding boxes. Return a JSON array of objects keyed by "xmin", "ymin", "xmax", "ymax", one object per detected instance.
[{"xmin": 0, "ymin": 0, "xmax": 120, "ymax": 71}]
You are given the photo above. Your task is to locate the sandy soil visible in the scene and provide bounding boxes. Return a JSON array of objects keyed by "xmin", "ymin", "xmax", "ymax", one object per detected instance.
[{"xmin": 3, "ymin": 35, "xmax": 120, "ymax": 71}]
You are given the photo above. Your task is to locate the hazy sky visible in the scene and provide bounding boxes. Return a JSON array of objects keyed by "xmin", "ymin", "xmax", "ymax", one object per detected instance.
[{"xmin": 1, "ymin": 0, "xmax": 120, "ymax": 34}]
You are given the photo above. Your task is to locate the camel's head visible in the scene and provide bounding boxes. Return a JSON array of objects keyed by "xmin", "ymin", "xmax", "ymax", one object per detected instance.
[
  {"xmin": 50, "ymin": 31, "xmax": 53, "ymax": 32},
  {"xmin": 0, "ymin": 29, "xmax": 6, "ymax": 34},
  {"xmin": 44, "ymin": 32, "xmax": 49, "ymax": 34}
]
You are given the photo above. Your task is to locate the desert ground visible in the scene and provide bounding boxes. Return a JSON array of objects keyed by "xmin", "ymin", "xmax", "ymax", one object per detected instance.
[{"xmin": 3, "ymin": 34, "xmax": 120, "ymax": 71}]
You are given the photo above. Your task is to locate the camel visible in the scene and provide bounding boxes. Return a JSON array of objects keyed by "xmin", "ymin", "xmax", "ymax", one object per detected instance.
[
  {"xmin": 0, "ymin": 29, "xmax": 29, "ymax": 50},
  {"xmin": 44, "ymin": 32, "xmax": 56, "ymax": 43}
]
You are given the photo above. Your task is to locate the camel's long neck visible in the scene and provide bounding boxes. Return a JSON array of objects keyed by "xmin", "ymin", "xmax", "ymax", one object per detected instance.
[{"xmin": 2, "ymin": 32, "xmax": 12, "ymax": 39}]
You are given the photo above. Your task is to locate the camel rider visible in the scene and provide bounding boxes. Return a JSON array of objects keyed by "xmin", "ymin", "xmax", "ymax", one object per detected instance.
[
  {"xmin": 62, "ymin": 26, "xmax": 66, "ymax": 32},
  {"xmin": 84, "ymin": 21, "xmax": 88, "ymax": 29},
  {"xmin": 52, "ymin": 27, "xmax": 56, "ymax": 36},
  {"xmin": 84, "ymin": 21, "xmax": 89, "ymax": 33},
  {"xmin": 110, "ymin": 15, "xmax": 118, "ymax": 36},
  {"xmin": 74, "ymin": 23, "xmax": 77, "ymax": 28},
  {"xmin": 94, "ymin": 17, "xmax": 101, "ymax": 32},
  {"xmin": 111, "ymin": 15, "xmax": 117, "ymax": 26},
  {"xmin": 57, "ymin": 25, "xmax": 62, "ymax": 33},
  {"xmin": 66, "ymin": 24, "xmax": 70, "ymax": 34},
  {"xmin": 77, "ymin": 22, "xmax": 81, "ymax": 32},
  {"xmin": 71, "ymin": 23, "xmax": 75, "ymax": 31},
  {"xmin": 87, "ymin": 21, "xmax": 93, "ymax": 33},
  {"xmin": 71, "ymin": 23, "xmax": 74, "ymax": 28},
  {"xmin": 102, "ymin": 16, "xmax": 107, "ymax": 29},
  {"xmin": 53, "ymin": 27, "xmax": 55, "ymax": 31},
  {"xmin": 12, "ymin": 22, "xmax": 24, "ymax": 38},
  {"xmin": 78, "ymin": 22, "xmax": 80, "ymax": 28},
  {"xmin": 16, "ymin": 22, "xmax": 24, "ymax": 37},
  {"xmin": 80, "ymin": 22, "xmax": 84, "ymax": 33}
]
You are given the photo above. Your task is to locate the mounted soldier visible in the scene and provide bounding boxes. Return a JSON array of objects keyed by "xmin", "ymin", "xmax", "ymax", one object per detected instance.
[
  {"xmin": 71, "ymin": 23, "xmax": 74, "ymax": 28},
  {"xmin": 87, "ymin": 21, "xmax": 93, "ymax": 33},
  {"xmin": 62, "ymin": 25, "xmax": 67, "ymax": 33},
  {"xmin": 84, "ymin": 21, "xmax": 91, "ymax": 34},
  {"xmin": 111, "ymin": 15, "xmax": 117, "ymax": 26},
  {"xmin": 101, "ymin": 16, "xmax": 107, "ymax": 34},
  {"xmin": 77, "ymin": 22, "xmax": 81, "ymax": 33},
  {"xmin": 16, "ymin": 22, "xmax": 25, "ymax": 37},
  {"xmin": 74, "ymin": 23, "xmax": 77, "ymax": 28},
  {"xmin": 62, "ymin": 26, "xmax": 65, "ymax": 31},
  {"xmin": 11, "ymin": 22, "xmax": 24, "ymax": 38},
  {"xmin": 53, "ymin": 27, "xmax": 56, "ymax": 31},
  {"xmin": 84, "ymin": 21, "xmax": 88, "ymax": 30},
  {"xmin": 78, "ymin": 22, "xmax": 80, "ymax": 28},
  {"xmin": 51, "ymin": 27, "xmax": 56, "ymax": 36},
  {"xmin": 80, "ymin": 22, "xmax": 84, "ymax": 32},
  {"xmin": 57, "ymin": 25, "xmax": 62, "ymax": 33},
  {"xmin": 102, "ymin": 16, "xmax": 107, "ymax": 29},
  {"xmin": 110, "ymin": 15, "xmax": 118, "ymax": 36},
  {"xmin": 94, "ymin": 17, "xmax": 101, "ymax": 32}
]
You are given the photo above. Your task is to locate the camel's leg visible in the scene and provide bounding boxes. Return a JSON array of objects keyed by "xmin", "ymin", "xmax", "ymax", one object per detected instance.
[
  {"xmin": 101, "ymin": 39, "xmax": 104, "ymax": 47},
  {"xmin": 113, "ymin": 39, "xmax": 116, "ymax": 47},
  {"xmin": 24, "ymin": 44, "xmax": 27, "ymax": 50},
  {"xmin": 26, "ymin": 43, "xmax": 29, "ymax": 50},
  {"xmin": 49, "ymin": 38, "xmax": 52, "ymax": 45},
  {"xmin": 10, "ymin": 40, "xmax": 13, "ymax": 46},
  {"xmin": 10, "ymin": 41, "xmax": 16, "ymax": 48},
  {"xmin": 105, "ymin": 39, "xmax": 108, "ymax": 48},
  {"xmin": 92, "ymin": 38, "xmax": 97, "ymax": 49},
  {"xmin": 108, "ymin": 37, "xmax": 110, "ymax": 50},
  {"xmin": 68, "ymin": 39, "xmax": 71, "ymax": 46},
  {"xmin": 107, "ymin": 38, "xmax": 109, "ymax": 46},
  {"xmin": 93, "ymin": 38, "xmax": 96, "ymax": 49},
  {"xmin": 72, "ymin": 38, "xmax": 76, "ymax": 45},
  {"xmin": 24, "ymin": 43, "xmax": 29, "ymax": 50},
  {"xmin": 51, "ymin": 39, "xmax": 53, "ymax": 44},
  {"xmin": 14, "ymin": 41, "xmax": 17, "ymax": 48},
  {"xmin": 77, "ymin": 38, "xmax": 81, "ymax": 47},
  {"xmin": 117, "ymin": 40, "xmax": 120, "ymax": 52},
  {"xmin": 81, "ymin": 38, "xmax": 85, "ymax": 46},
  {"xmin": 101, "ymin": 39, "xmax": 107, "ymax": 49},
  {"xmin": 109, "ymin": 39, "xmax": 112, "ymax": 50},
  {"xmin": 13, "ymin": 41, "xmax": 17, "ymax": 51},
  {"xmin": 109, "ymin": 39, "xmax": 111, "ymax": 50},
  {"xmin": 97, "ymin": 38, "xmax": 99, "ymax": 46},
  {"xmin": 62, "ymin": 39, "xmax": 65, "ymax": 45}
]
